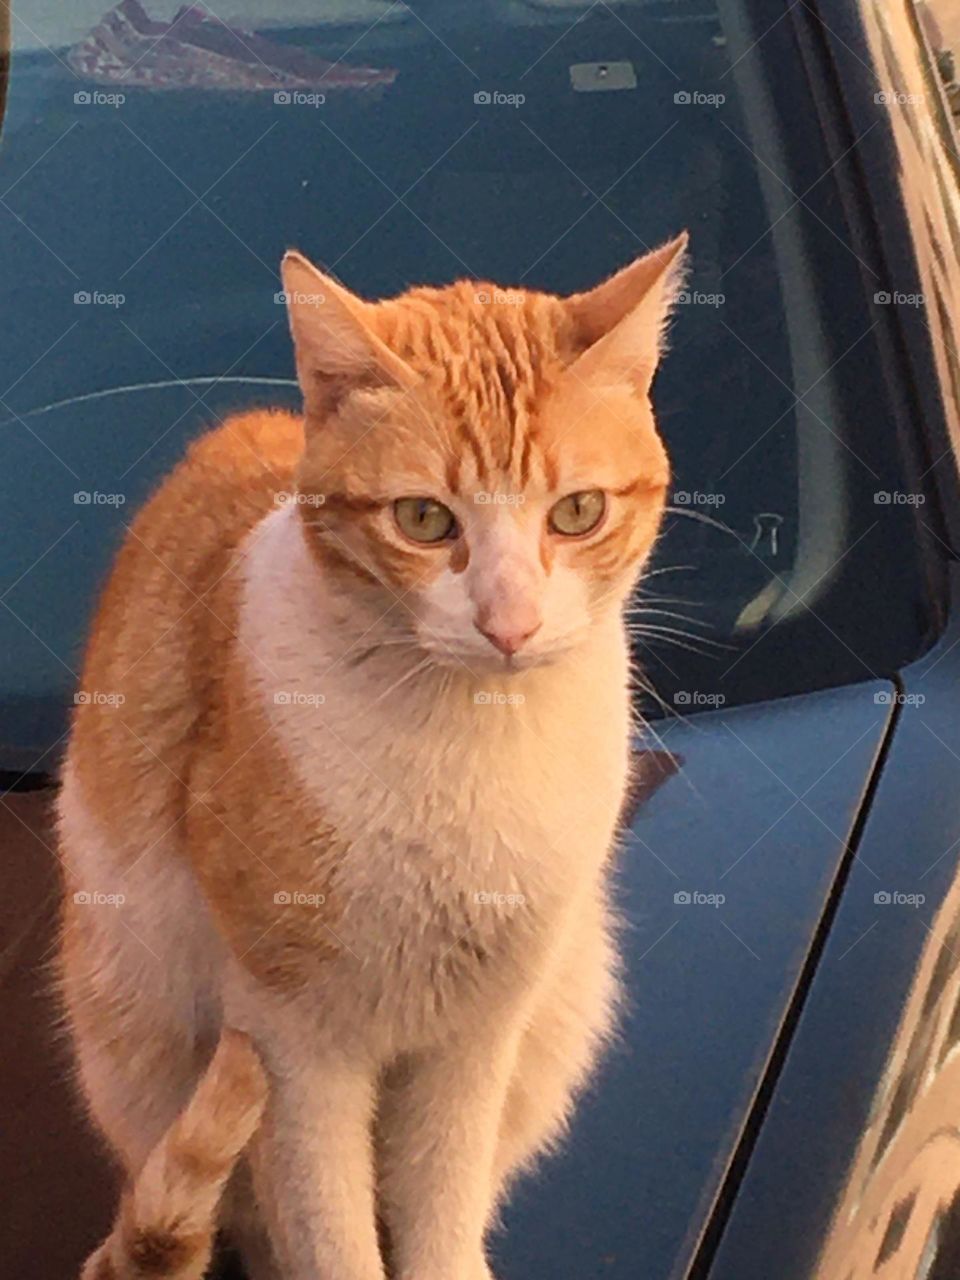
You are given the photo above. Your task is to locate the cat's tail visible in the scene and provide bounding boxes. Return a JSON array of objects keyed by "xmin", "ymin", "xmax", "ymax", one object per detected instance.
[{"xmin": 80, "ymin": 1027, "xmax": 268, "ymax": 1280}]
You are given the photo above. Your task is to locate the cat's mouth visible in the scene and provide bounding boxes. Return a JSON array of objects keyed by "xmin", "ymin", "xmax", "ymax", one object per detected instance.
[{"xmin": 418, "ymin": 638, "xmax": 573, "ymax": 675}]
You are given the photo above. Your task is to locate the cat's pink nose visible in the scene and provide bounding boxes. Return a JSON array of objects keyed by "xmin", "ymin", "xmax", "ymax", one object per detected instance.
[{"xmin": 475, "ymin": 615, "xmax": 542, "ymax": 656}]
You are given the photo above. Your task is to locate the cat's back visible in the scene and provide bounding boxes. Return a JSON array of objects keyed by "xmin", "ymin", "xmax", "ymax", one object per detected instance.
[{"xmin": 66, "ymin": 407, "xmax": 304, "ymax": 835}]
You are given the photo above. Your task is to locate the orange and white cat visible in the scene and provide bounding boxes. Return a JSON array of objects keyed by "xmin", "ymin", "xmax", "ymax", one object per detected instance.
[{"xmin": 58, "ymin": 233, "xmax": 688, "ymax": 1280}]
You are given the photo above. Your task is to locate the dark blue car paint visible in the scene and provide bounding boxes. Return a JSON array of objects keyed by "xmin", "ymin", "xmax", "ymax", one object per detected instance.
[
  {"xmin": 705, "ymin": 568, "xmax": 960, "ymax": 1278},
  {"xmin": 496, "ymin": 684, "xmax": 892, "ymax": 1279}
]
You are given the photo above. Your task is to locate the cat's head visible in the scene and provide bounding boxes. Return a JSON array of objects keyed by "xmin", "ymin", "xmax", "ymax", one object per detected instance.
[{"xmin": 283, "ymin": 237, "xmax": 687, "ymax": 671}]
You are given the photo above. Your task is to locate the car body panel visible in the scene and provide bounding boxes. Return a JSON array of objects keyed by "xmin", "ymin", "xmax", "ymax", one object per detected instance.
[
  {"xmin": 494, "ymin": 684, "xmax": 892, "ymax": 1279},
  {"xmin": 704, "ymin": 569, "xmax": 960, "ymax": 1280},
  {"xmin": 692, "ymin": 1, "xmax": 960, "ymax": 1272}
]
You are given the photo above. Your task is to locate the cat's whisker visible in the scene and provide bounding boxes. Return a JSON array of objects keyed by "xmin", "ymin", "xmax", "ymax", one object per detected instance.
[
  {"xmin": 587, "ymin": 571, "xmax": 707, "ymax": 626},
  {"xmin": 628, "ymin": 638, "xmax": 723, "ymax": 661},
  {"xmin": 628, "ymin": 671, "xmax": 674, "ymax": 724},
  {"xmin": 326, "ymin": 635, "xmax": 422, "ymax": 674},
  {"xmin": 662, "ymin": 506, "xmax": 741, "ymax": 542},
  {"xmin": 359, "ymin": 637, "xmax": 422, "ymax": 648},
  {"xmin": 634, "ymin": 634, "xmax": 716, "ymax": 665},
  {"xmin": 588, "ymin": 564, "xmax": 700, "ymax": 618},
  {"xmin": 624, "ymin": 606, "xmax": 716, "ymax": 631},
  {"xmin": 632, "ymin": 593, "xmax": 708, "ymax": 608},
  {"xmin": 625, "ymin": 693, "xmax": 697, "ymax": 784},
  {"xmin": 632, "ymin": 639, "xmax": 719, "ymax": 660},
  {"xmin": 627, "ymin": 698, "xmax": 706, "ymax": 803},
  {"xmin": 626, "ymin": 622, "xmax": 732, "ymax": 651},
  {"xmin": 630, "ymin": 714, "xmax": 672, "ymax": 759},
  {"xmin": 369, "ymin": 655, "xmax": 437, "ymax": 707},
  {"xmin": 629, "ymin": 666, "xmax": 710, "ymax": 741},
  {"xmin": 626, "ymin": 626, "xmax": 729, "ymax": 660},
  {"xmin": 640, "ymin": 563, "xmax": 700, "ymax": 579}
]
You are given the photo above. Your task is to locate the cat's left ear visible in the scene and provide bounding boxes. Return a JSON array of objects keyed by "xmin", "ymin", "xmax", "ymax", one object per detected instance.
[
  {"xmin": 563, "ymin": 233, "xmax": 689, "ymax": 397},
  {"xmin": 281, "ymin": 251, "xmax": 417, "ymax": 418}
]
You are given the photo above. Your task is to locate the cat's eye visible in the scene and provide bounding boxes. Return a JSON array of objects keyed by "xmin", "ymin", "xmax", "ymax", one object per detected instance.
[
  {"xmin": 548, "ymin": 490, "xmax": 606, "ymax": 537},
  {"xmin": 394, "ymin": 497, "xmax": 458, "ymax": 544}
]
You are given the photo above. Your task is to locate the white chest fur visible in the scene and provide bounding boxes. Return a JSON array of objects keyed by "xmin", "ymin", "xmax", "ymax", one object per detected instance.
[{"xmin": 236, "ymin": 508, "xmax": 630, "ymax": 1034}]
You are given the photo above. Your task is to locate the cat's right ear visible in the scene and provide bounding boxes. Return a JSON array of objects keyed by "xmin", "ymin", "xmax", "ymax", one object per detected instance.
[
  {"xmin": 281, "ymin": 252, "xmax": 416, "ymax": 418},
  {"xmin": 562, "ymin": 234, "xmax": 689, "ymax": 398}
]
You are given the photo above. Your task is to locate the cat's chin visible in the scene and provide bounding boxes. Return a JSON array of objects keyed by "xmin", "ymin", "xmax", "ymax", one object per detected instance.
[{"xmin": 421, "ymin": 644, "xmax": 572, "ymax": 675}]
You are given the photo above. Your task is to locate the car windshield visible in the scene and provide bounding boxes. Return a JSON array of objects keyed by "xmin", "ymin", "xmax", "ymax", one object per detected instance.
[{"xmin": 0, "ymin": 0, "xmax": 933, "ymax": 767}]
